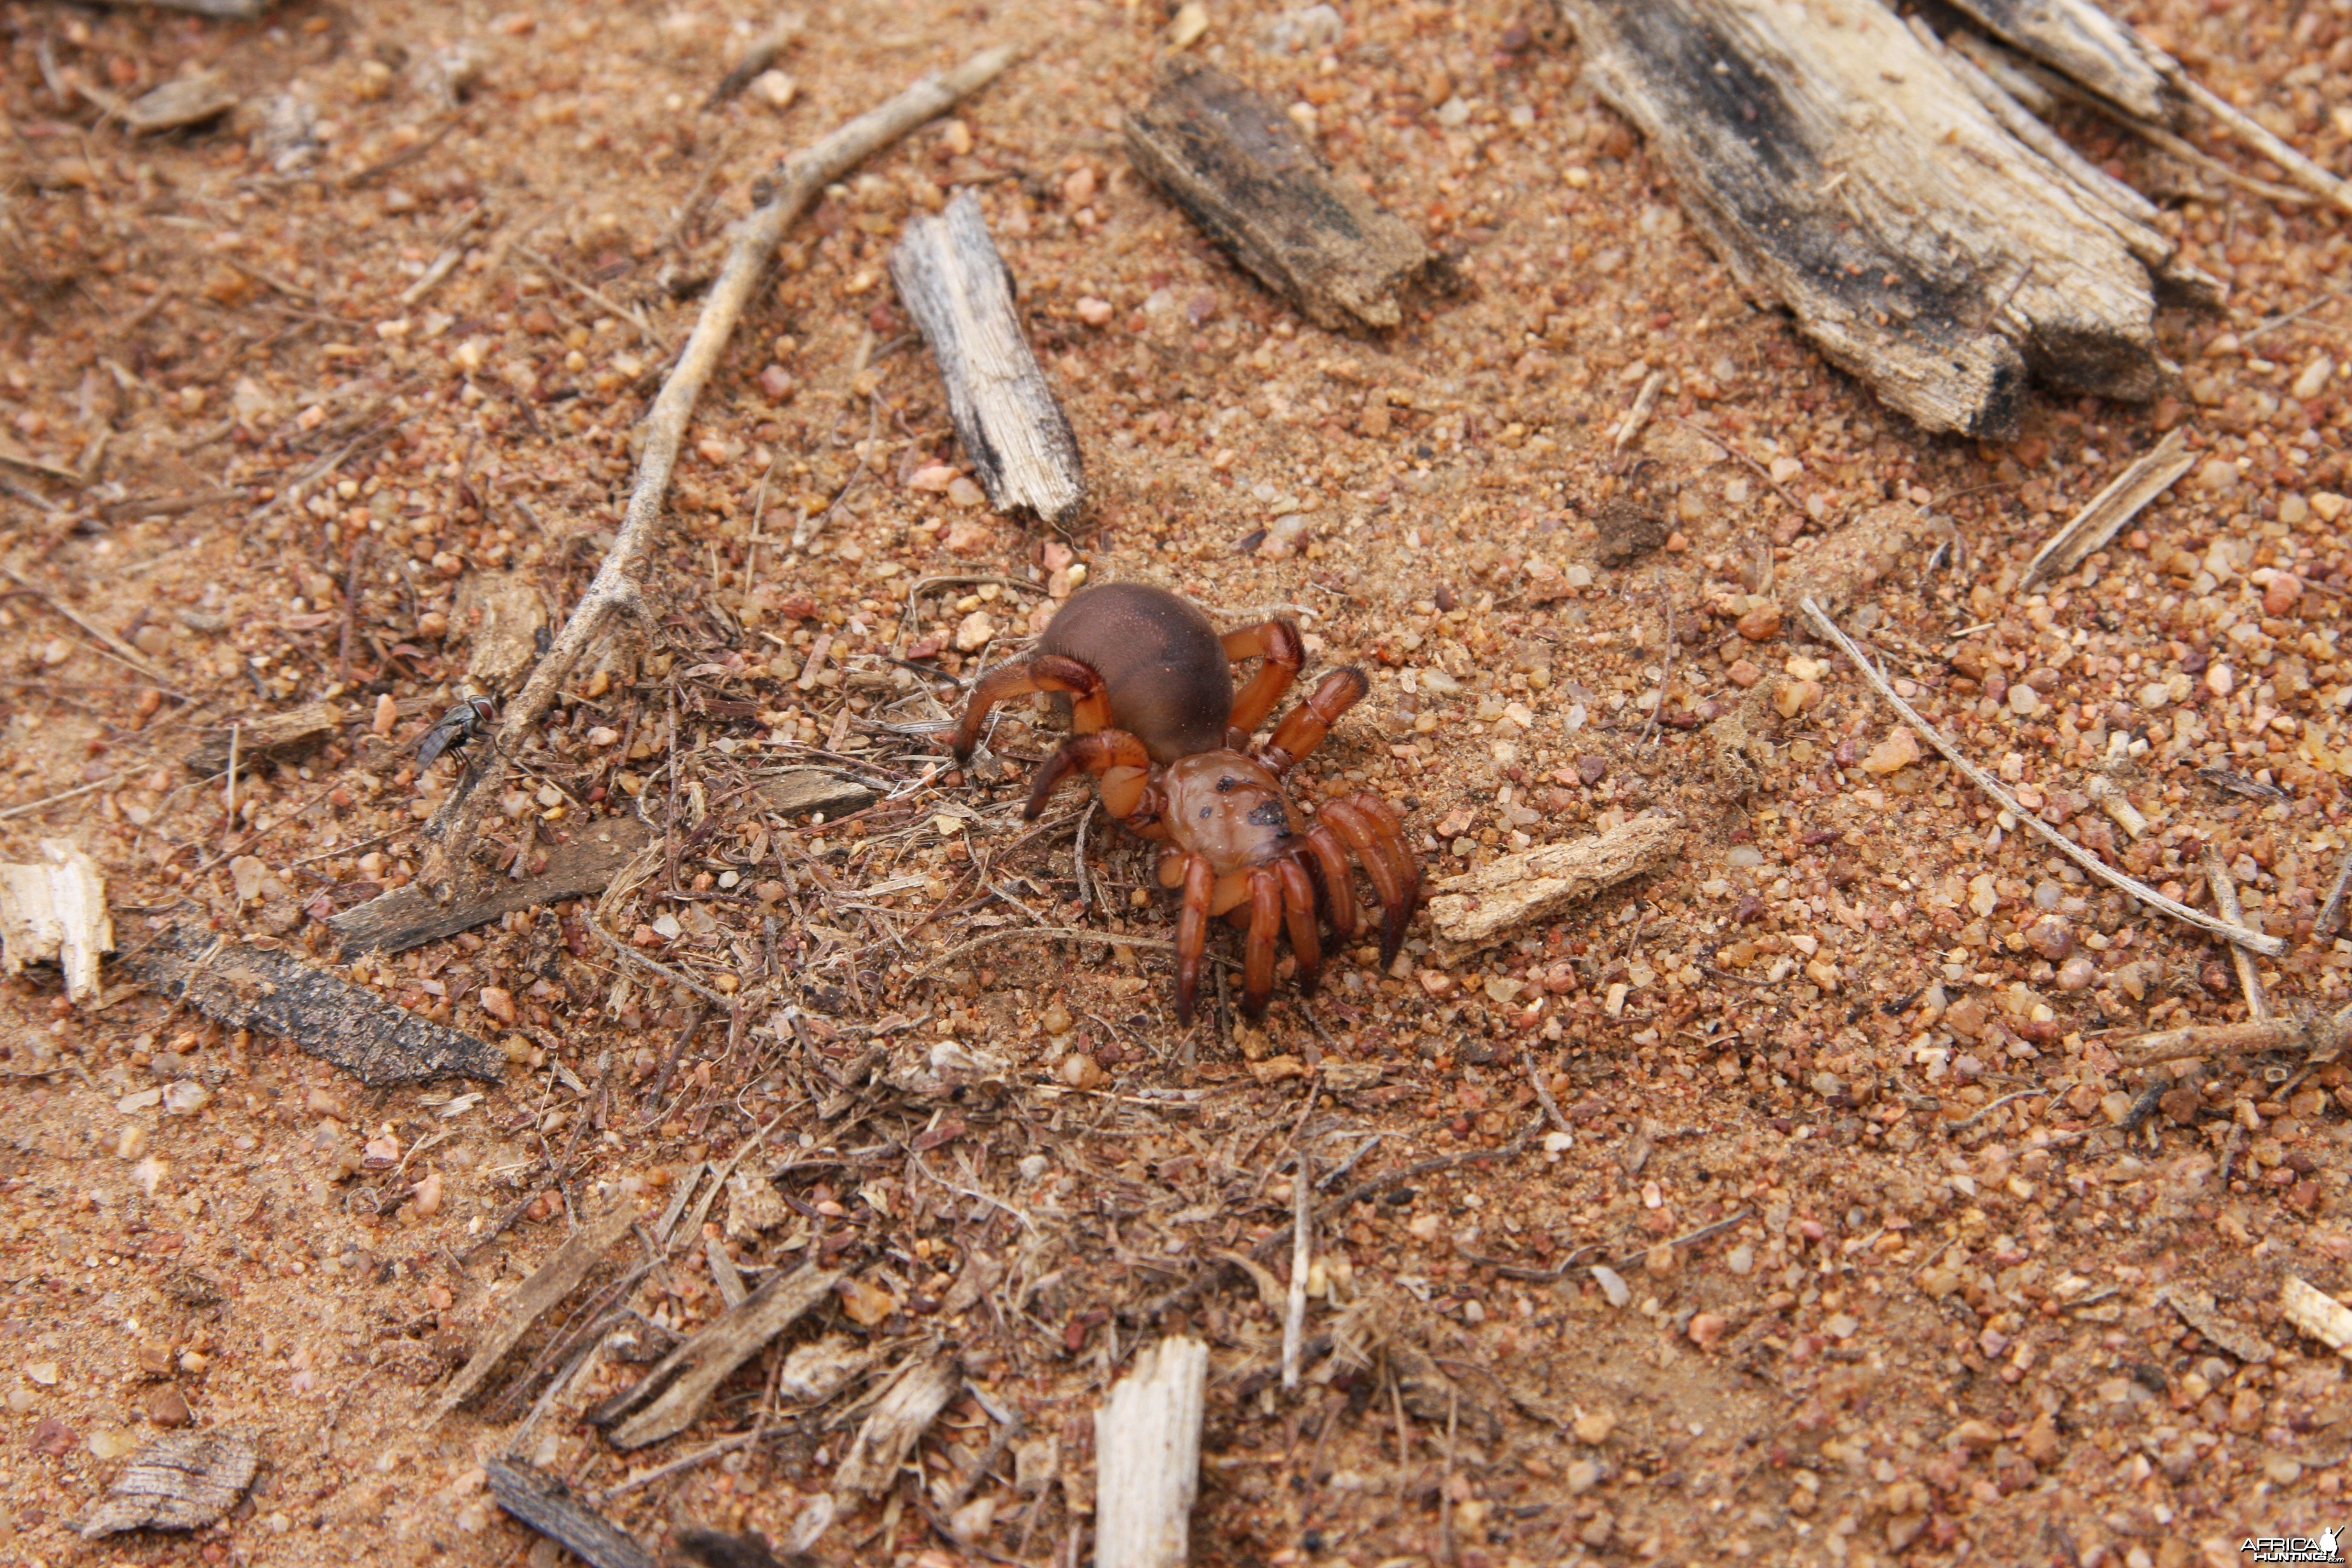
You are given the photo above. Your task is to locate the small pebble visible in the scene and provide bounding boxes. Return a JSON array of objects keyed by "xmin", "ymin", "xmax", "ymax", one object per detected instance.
[
  {"xmin": 478, "ymin": 986, "xmax": 517, "ymax": 1025},
  {"xmin": 1589, "ymin": 1264, "xmax": 1630, "ymax": 1308},
  {"xmin": 1572, "ymin": 1407, "xmax": 1618, "ymax": 1444},
  {"xmin": 2024, "ymin": 915, "xmax": 2074, "ymax": 962},
  {"xmin": 1687, "ymin": 1312, "xmax": 1728, "ymax": 1350},
  {"xmin": 750, "ymin": 69, "xmax": 796, "ymax": 110},
  {"xmin": 1057, "ymin": 1052, "xmax": 1104, "ymax": 1090},
  {"xmin": 954, "ymin": 610, "xmax": 996, "ymax": 652},
  {"xmin": 411, "ymin": 1169, "xmax": 443, "ymax": 1218},
  {"xmin": 1736, "ymin": 604, "xmax": 1783, "ymax": 642}
]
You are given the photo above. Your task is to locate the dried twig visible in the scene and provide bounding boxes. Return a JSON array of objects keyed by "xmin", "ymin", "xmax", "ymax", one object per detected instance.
[
  {"xmin": 0, "ymin": 562, "xmax": 172, "ymax": 683},
  {"xmin": 1670, "ymin": 416, "xmax": 1808, "ymax": 520},
  {"xmin": 1801, "ymin": 596, "xmax": 2282, "ymax": 955},
  {"xmin": 2020, "ymin": 428, "xmax": 2193, "ymax": 587},
  {"xmin": 707, "ymin": 13, "xmax": 805, "ymax": 108},
  {"xmin": 412, "ymin": 45, "xmax": 1017, "ymax": 908},
  {"xmin": 1282, "ymin": 1152, "xmax": 1311, "ymax": 1393},
  {"xmin": 1611, "ymin": 369, "xmax": 1665, "ymax": 454},
  {"xmin": 2206, "ymin": 849, "xmax": 2270, "ymax": 1023},
  {"xmin": 2118, "ymin": 1007, "xmax": 2352, "ymax": 1071}
]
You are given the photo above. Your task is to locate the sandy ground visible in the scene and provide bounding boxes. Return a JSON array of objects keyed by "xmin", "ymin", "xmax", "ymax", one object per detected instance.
[{"xmin": 2, "ymin": 1, "xmax": 2352, "ymax": 1565}]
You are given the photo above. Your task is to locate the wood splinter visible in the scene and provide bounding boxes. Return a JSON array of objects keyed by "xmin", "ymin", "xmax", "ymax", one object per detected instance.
[
  {"xmin": 1125, "ymin": 57, "xmax": 1428, "ymax": 332},
  {"xmin": 1094, "ymin": 1337, "xmax": 1208, "ymax": 1568},
  {"xmin": 890, "ymin": 189, "xmax": 1086, "ymax": 528}
]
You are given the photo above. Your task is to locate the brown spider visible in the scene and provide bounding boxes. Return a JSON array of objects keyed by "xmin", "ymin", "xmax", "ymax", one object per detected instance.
[{"xmin": 952, "ymin": 581, "xmax": 1420, "ymax": 1024}]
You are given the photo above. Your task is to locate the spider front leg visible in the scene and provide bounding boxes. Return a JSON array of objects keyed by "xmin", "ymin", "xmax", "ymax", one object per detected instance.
[
  {"xmin": 1258, "ymin": 668, "xmax": 1370, "ymax": 776},
  {"xmin": 1175, "ymin": 854, "xmax": 1215, "ymax": 1026},
  {"xmin": 1022, "ymin": 729, "xmax": 1156, "ymax": 822},
  {"xmin": 952, "ymin": 653, "xmax": 1112, "ymax": 762},
  {"xmin": 1219, "ymin": 619, "xmax": 1306, "ymax": 743},
  {"xmin": 1240, "ymin": 866, "xmax": 1284, "ymax": 1018},
  {"xmin": 1277, "ymin": 858, "xmax": 1322, "ymax": 997},
  {"xmin": 1321, "ymin": 796, "xmax": 1417, "ymax": 967}
]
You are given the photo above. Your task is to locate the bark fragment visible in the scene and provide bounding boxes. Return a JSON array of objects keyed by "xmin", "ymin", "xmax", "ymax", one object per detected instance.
[
  {"xmin": 1560, "ymin": 0, "xmax": 2194, "ymax": 437},
  {"xmin": 890, "ymin": 190, "xmax": 1086, "ymax": 527},
  {"xmin": 1125, "ymin": 57, "xmax": 1428, "ymax": 331}
]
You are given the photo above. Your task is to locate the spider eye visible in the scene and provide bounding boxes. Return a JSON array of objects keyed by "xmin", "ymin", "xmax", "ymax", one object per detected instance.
[
  {"xmin": 1215, "ymin": 775, "xmax": 1236, "ymax": 792},
  {"xmin": 1200, "ymin": 806, "xmax": 1212, "ymax": 818}
]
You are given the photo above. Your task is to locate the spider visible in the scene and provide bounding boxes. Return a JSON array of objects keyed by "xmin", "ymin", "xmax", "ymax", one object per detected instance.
[{"xmin": 953, "ymin": 581, "xmax": 1419, "ymax": 1023}]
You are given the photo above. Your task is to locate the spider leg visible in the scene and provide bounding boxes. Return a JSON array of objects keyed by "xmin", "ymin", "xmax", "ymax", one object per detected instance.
[
  {"xmin": 1277, "ymin": 857, "xmax": 1322, "ymax": 998},
  {"xmin": 1220, "ymin": 618, "xmax": 1305, "ymax": 742},
  {"xmin": 1350, "ymin": 792, "xmax": 1423, "ymax": 921},
  {"xmin": 1321, "ymin": 799, "xmax": 1411, "ymax": 967},
  {"xmin": 1258, "ymin": 667, "xmax": 1370, "ymax": 776},
  {"xmin": 1175, "ymin": 854, "xmax": 1214, "ymax": 1027},
  {"xmin": 1022, "ymin": 728, "xmax": 1154, "ymax": 821},
  {"xmin": 1303, "ymin": 823, "xmax": 1360, "ymax": 942},
  {"xmin": 1240, "ymin": 866, "xmax": 1282, "ymax": 1018},
  {"xmin": 952, "ymin": 653, "xmax": 1111, "ymax": 761}
]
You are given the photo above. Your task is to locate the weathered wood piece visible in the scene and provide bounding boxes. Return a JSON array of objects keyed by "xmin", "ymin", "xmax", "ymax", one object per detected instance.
[
  {"xmin": 759, "ymin": 769, "xmax": 877, "ymax": 820},
  {"xmin": 2159, "ymin": 1284, "xmax": 2272, "ymax": 1364},
  {"xmin": 834, "ymin": 1351, "xmax": 960, "ymax": 1495},
  {"xmin": 79, "ymin": 1431, "xmax": 257, "ymax": 1538},
  {"xmin": 2022, "ymin": 429, "xmax": 2194, "ymax": 589},
  {"xmin": 1560, "ymin": 0, "xmax": 2194, "ymax": 438},
  {"xmin": 677, "ymin": 1530, "xmax": 809, "ymax": 1568},
  {"xmin": 0, "ymin": 839, "xmax": 112, "ymax": 1003},
  {"xmin": 123, "ymin": 929, "xmax": 506, "ymax": 1084},
  {"xmin": 484, "ymin": 1459, "xmax": 659, "ymax": 1568},
  {"xmin": 1125, "ymin": 58, "xmax": 1428, "ymax": 332},
  {"xmin": 1934, "ymin": 0, "xmax": 2177, "ymax": 124},
  {"xmin": 2282, "ymin": 1277, "xmax": 2352, "ymax": 1362},
  {"xmin": 1426, "ymin": 814, "xmax": 1682, "ymax": 944},
  {"xmin": 890, "ymin": 191, "xmax": 1086, "ymax": 527},
  {"xmin": 330, "ymin": 815, "xmax": 655, "ymax": 958},
  {"xmin": 430, "ymin": 1202, "xmax": 639, "ymax": 1425},
  {"xmin": 184, "ymin": 701, "xmax": 345, "ymax": 777},
  {"xmin": 454, "ymin": 571, "xmax": 551, "ymax": 692},
  {"xmin": 118, "ymin": 71, "xmax": 240, "ymax": 133},
  {"xmin": 1093, "ymin": 1336, "xmax": 1207, "ymax": 1568},
  {"xmin": 591, "ymin": 1264, "xmax": 843, "ymax": 1449}
]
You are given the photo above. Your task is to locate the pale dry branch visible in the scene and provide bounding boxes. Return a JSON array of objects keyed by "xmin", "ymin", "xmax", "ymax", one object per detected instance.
[
  {"xmin": 413, "ymin": 45, "xmax": 1017, "ymax": 907},
  {"xmin": 2205, "ymin": 849, "xmax": 2270, "ymax": 1024},
  {"xmin": 1800, "ymin": 596, "xmax": 2282, "ymax": 956},
  {"xmin": 2020, "ymin": 428, "xmax": 2194, "ymax": 588}
]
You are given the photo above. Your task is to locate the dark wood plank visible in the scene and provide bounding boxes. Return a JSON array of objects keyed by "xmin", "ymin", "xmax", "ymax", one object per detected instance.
[
  {"xmin": 484, "ymin": 1460, "xmax": 659, "ymax": 1568},
  {"xmin": 328, "ymin": 816, "xmax": 655, "ymax": 958},
  {"xmin": 1124, "ymin": 57, "xmax": 1428, "ymax": 332},
  {"xmin": 121, "ymin": 929, "xmax": 506, "ymax": 1085},
  {"xmin": 184, "ymin": 701, "xmax": 347, "ymax": 778}
]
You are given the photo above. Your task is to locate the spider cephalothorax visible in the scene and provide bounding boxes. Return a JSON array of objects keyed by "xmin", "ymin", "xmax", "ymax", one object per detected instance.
[{"xmin": 952, "ymin": 581, "xmax": 1419, "ymax": 1023}]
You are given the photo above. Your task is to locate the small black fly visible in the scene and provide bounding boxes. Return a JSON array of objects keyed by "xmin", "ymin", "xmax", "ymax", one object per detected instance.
[{"xmin": 416, "ymin": 694, "xmax": 498, "ymax": 769}]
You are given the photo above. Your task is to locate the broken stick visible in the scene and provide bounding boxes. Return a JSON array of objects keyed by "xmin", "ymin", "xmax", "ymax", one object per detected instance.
[
  {"xmin": 890, "ymin": 189, "xmax": 1086, "ymax": 528},
  {"xmin": 0, "ymin": 839, "xmax": 112, "ymax": 1004},
  {"xmin": 2020, "ymin": 428, "xmax": 2194, "ymax": 588},
  {"xmin": 833, "ymin": 1351, "xmax": 961, "ymax": 1495},
  {"xmin": 122, "ymin": 930, "xmax": 507, "ymax": 1084},
  {"xmin": 1125, "ymin": 57, "xmax": 1427, "ymax": 331},
  {"xmin": 430, "ymin": 1202, "xmax": 640, "ymax": 1426},
  {"xmin": 330, "ymin": 816, "xmax": 654, "ymax": 958},
  {"xmin": 1802, "ymin": 597, "xmax": 2281, "ymax": 955},
  {"xmin": 1425, "ymin": 814, "xmax": 1682, "ymax": 944},
  {"xmin": 413, "ymin": 44, "xmax": 1017, "ymax": 908},
  {"xmin": 590, "ymin": 1263, "xmax": 843, "ymax": 1449},
  {"xmin": 485, "ymin": 1459, "xmax": 659, "ymax": 1568},
  {"xmin": 1093, "ymin": 1338, "xmax": 1208, "ymax": 1568},
  {"xmin": 1559, "ymin": 0, "xmax": 2197, "ymax": 437}
]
